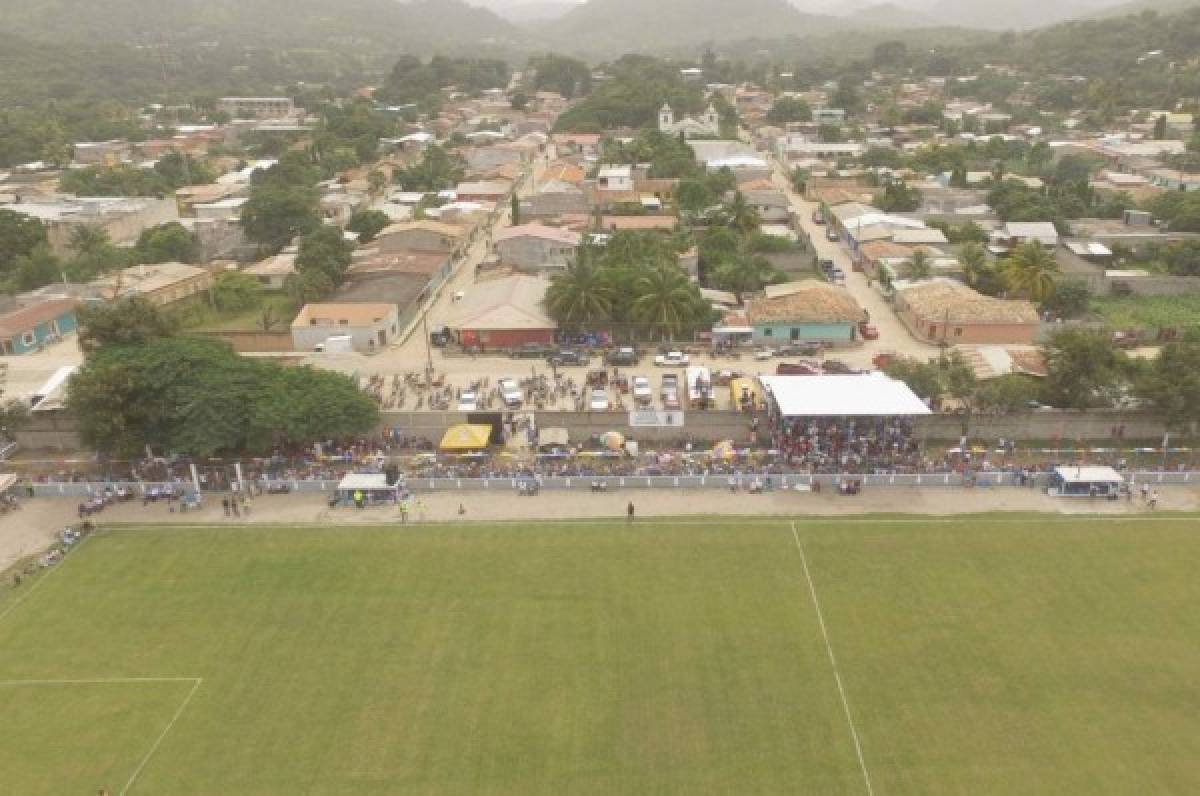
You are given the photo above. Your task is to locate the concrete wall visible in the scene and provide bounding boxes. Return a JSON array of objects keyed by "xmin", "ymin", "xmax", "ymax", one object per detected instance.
[
  {"xmin": 44, "ymin": 199, "xmax": 178, "ymax": 255},
  {"xmin": 915, "ymin": 410, "xmax": 1170, "ymax": 441},
  {"xmin": 7, "ymin": 407, "xmax": 1179, "ymax": 457},
  {"xmin": 1103, "ymin": 273, "xmax": 1200, "ymax": 298},
  {"xmin": 197, "ymin": 330, "xmax": 294, "ymax": 353},
  {"xmin": 378, "ymin": 409, "xmax": 1173, "ymax": 446}
]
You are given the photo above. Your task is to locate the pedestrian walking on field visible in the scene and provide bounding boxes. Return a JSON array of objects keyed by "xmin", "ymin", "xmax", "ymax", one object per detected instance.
[{"xmin": 627, "ymin": 502, "xmax": 635, "ymax": 523}]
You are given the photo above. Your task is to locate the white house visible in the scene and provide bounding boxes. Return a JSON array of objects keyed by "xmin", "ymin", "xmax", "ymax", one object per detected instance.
[{"xmin": 596, "ymin": 165, "xmax": 634, "ymax": 193}]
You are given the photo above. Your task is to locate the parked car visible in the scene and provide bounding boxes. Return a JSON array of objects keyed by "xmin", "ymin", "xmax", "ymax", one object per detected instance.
[
  {"xmin": 777, "ymin": 361, "xmax": 821, "ymax": 375},
  {"xmin": 822, "ymin": 359, "xmax": 857, "ymax": 375},
  {"xmin": 753, "ymin": 348, "xmax": 774, "ymax": 361},
  {"xmin": 812, "ymin": 209, "xmax": 826, "ymax": 224},
  {"xmin": 632, "ymin": 376, "xmax": 652, "ymax": 405},
  {"xmin": 511, "ymin": 343, "xmax": 554, "ymax": 359},
  {"xmin": 858, "ymin": 322, "xmax": 879, "ymax": 340},
  {"xmin": 589, "ymin": 389, "xmax": 610, "ymax": 411},
  {"xmin": 548, "ymin": 349, "xmax": 589, "ymax": 367},
  {"xmin": 606, "ymin": 346, "xmax": 640, "ymax": 366},
  {"xmin": 498, "ymin": 378, "xmax": 523, "ymax": 408},
  {"xmin": 661, "ymin": 374, "xmax": 681, "ymax": 410},
  {"xmin": 429, "ymin": 325, "xmax": 451, "ymax": 347},
  {"xmin": 457, "ymin": 391, "xmax": 478, "ymax": 412},
  {"xmin": 655, "ymin": 350, "xmax": 690, "ymax": 367},
  {"xmin": 776, "ymin": 343, "xmax": 823, "ymax": 357},
  {"xmin": 826, "ymin": 226, "xmax": 839, "ymax": 242}
]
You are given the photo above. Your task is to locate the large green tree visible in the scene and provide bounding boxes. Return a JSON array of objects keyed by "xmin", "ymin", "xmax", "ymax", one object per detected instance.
[
  {"xmin": 76, "ymin": 297, "xmax": 177, "ymax": 355},
  {"xmin": 240, "ymin": 186, "xmax": 321, "ymax": 252},
  {"xmin": 0, "ymin": 208, "xmax": 49, "ymax": 274},
  {"xmin": 295, "ymin": 225, "xmax": 354, "ymax": 288},
  {"xmin": 1042, "ymin": 328, "xmax": 1132, "ymax": 409},
  {"xmin": 1137, "ymin": 342, "xmax": 1200, "ymax": 429},
  {"xmin": 135, "ymin": 222, "xmax": 202, "ymax": 264},
  {"xmin": 68, "ymin": 336, "xmax": 377, "ymax": 456}
]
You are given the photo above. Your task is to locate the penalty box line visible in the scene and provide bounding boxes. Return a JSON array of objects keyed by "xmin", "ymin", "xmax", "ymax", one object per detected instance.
[
  {"xmin": 790, "ymin": 521, "xmax": 875, "ymax": 796},
  {"xmin": 0, "ymin": 675, "xmax": 204, "ymax": 796}
]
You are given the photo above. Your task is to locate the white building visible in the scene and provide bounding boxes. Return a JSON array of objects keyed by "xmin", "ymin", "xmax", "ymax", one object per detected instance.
[
  {"xmin": 596, "ymin": 165, "xmax": 634, "ymax": 193},
  {"xmin": 658, "ymin": 104, "xmax": 720, "ymax": 139},
  {"xmin": 216, "ymin": 97, "xmax": 296, "ymax": 120}
]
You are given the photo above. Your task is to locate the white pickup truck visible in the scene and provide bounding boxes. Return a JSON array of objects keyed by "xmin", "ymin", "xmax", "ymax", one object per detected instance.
[{"xmin": 654, "ymin": 350, "xmax": 690, "ymax": 367}]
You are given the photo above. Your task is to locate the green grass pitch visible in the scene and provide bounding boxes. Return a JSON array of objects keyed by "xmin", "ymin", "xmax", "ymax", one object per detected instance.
[{"xmin": 1, "ymin": 517, "xmax": 1199, "ymax": 794}]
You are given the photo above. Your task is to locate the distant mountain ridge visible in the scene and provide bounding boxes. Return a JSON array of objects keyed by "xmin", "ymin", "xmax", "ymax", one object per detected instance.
[
  {"xmin": 0, "ymin": 0, "xmax": 525, "ymax": 52},
  {"xmin": 844, "ymin": 2, "xmax": 939, "ymax": 29},
  {"xmin": 539, "ymin": 0, "xmax": 847, "ymax": 57}
]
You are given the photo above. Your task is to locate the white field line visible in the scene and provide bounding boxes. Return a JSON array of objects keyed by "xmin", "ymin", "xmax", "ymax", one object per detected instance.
[
  {"xmin": 790, "ymin": 521, "xmax": 875, "ymax": 796},
  {"xmin": 120, "ymin": 676, "xmax": 203, "ymax": 795},
  {"xmin": 0, "ymin": 532, "xmax": 93, "ymax": 626},
  {"xmin": 96, "ymin": 513, "xmax": 1200, "ymax": 534},
  {"xmin": 0, "ymin": 676, "xmax": 203, "ymax": 796}
]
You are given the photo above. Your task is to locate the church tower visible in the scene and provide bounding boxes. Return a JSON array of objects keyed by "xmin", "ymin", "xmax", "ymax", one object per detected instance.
[{"xmin": 659, "ymin": 103, "xmax": 674, "ymax": 132}]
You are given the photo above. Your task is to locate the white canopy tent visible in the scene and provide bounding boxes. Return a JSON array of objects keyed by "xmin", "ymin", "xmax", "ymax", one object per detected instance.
[
  {"xmin": 758, "ymin": 373, "xmax": 931, "ymax": 417},
  {"xmin": 1050, "ymin": 466, "xmax": 1125, "ymax": 498},
  {"xmin": 336, "ymin": 473, "xmax": 397, "ymax": 506}
]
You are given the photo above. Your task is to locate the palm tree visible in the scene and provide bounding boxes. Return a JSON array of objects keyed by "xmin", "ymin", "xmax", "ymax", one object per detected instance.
[
  {"xmin": 632, "ymin": 263, "xmax": 698, "ymax": 341},
  {"xmin": 907, "ymin": 248, "xmax": 933, "ymax": 281},
  {"xmin": 723, "ymin": 191, "xmax": 761, "ymax": 236},
  {"xmin": 1003, "ymin": 241, "xmax": 1060, "ymax": 302},
  {"xmin": 960, "ymin": 243, "xmax": 989, "ymax": 287},
  {"xmin": 544, "ymin": 255, "xmax": 614, "ymax": 329}
]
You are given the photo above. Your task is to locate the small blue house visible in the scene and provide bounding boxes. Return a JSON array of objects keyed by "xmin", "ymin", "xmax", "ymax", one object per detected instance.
[
  {"xmin": 746, "ymin": 281, "xmax": 864, "ymax": 345},
  {"xmin": 0, "ymin": 298, "xmax": 80, "ymax": 356}
]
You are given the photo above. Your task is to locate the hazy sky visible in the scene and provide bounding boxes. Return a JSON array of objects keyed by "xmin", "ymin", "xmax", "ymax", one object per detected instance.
[{"xmin": 466, "ymin": 0, "xmax": 1160, "ymax": 33}]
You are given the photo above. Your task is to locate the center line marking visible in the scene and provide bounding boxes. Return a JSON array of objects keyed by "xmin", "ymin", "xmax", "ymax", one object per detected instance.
[{"xmin": 791, "ymin": 521, "xmax": 875, "ymax": 796}]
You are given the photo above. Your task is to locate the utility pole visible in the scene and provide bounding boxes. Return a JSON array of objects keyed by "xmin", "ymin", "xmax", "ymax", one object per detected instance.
[{"xmin": 421, "ymin": 310, "xmax": 434, "ymax": 384}]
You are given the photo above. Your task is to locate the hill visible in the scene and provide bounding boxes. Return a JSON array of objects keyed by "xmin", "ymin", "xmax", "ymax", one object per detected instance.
[
  {"xmin": 0, "ymin": 0, "xmax": 526, "ymax": 54},
  {"xmin": 540, "ymin": 0, "xmax": 845, "ymax": 57},
  {"xmin": 923, "ymin": 0, "xmax": 1094, "ymax": 30},
  {"xmin": 1091, "ymin": 0, "xmax": 1200, "ymax": 17}
]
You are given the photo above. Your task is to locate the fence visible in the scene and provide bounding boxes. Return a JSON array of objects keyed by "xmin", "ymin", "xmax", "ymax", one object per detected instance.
[{"xmin": 27, "ymin": 470, "xmax": 1200, "ymax": 499}]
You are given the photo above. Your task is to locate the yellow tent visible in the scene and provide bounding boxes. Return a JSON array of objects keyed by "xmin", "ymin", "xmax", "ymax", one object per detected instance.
[
  {"xmin": 601, "ymin": 431, "xmax": 625, "ymax": 451},
  {"xmin": 439, "ymin": 424, "xmax": 493, "ymax": 451},
  {"xmin": 711, "ymin": 440, "xmax": 736, "ymax": 460},
  {"xmin": 729, "ymin": 378, "xmax": 761, "ymax": 410}
]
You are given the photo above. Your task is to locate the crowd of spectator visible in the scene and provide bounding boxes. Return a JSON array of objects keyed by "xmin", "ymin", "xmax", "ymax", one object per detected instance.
[{"xmin": 770, "ymin": 417, "xmax": 923, "ymax": 474}]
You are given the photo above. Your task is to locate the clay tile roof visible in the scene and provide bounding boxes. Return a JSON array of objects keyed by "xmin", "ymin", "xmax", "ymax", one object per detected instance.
[
  {"xmin": 0, "ymin": 298, "xmax": 80, "ymax": 339},
  {"xmin": 899, "ymin": 280, "xmax": 1039, "ymax": 325},
  {"xmin": 746, "ymin": 280, "xmax": 863, "ymax": 324}
]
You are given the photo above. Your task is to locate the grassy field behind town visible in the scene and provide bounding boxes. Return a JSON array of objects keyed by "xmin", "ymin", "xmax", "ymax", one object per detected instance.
[{"xmin": 1, "ymin": 517, "xmax": 1198, "ymax": 794}]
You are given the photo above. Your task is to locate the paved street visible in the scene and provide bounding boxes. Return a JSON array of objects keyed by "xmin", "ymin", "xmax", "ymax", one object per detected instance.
[{"xmin": 770, "ymin": 163, "xmax": 941, "ymax": 368}]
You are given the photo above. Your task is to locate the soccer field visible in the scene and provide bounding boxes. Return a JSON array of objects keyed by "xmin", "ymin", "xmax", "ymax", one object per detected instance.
[{"xmin": 1, "ymin": 517, "xmax": 1199, "ymax": 794}]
